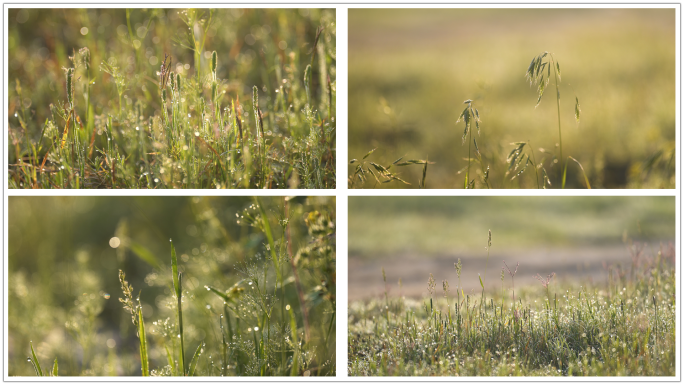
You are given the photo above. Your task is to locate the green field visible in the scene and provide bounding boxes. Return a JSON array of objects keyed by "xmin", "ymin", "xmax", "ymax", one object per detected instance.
[
  {"xmin": 348, "ymin": 196, "xmax": 675, "ymax": 376},
  {"xmin": 348, "ymin": 257, "xmax": 675, "ymax": 376},
  {"xmin": 8, "ymin": 196, "xmax": 336, "ymax": 376},
  {"xmin": 8, "ymin": 8, "xmax": 335, "ymax": 188},
  {"xmin": 349, "ymin": 9, "xmax": 675, "ymax": 189}
]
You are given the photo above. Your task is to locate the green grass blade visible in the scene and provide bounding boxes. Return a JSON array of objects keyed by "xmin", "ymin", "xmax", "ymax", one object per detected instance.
[
  {"xmin": 205, "ymin": 285, "xmax": 230, "ymax": 302},
  {"xmin": 255, "ymin": 197, "xmax": 281, "ymax": 282},
  {"xmin": 170, "ymin": 240, "xmax": 180, "ymax": 298},
  {"xmin": 138, "ymin": 306, "xmax": 150, "ymax": 376},
  {"xmin": 164, "ymin": 344, "xmax": 176, "ymax": 376},
  {"xmin": 177, "ymin": 272, "xmax": 186, "ymax": 376},
  {"xmin": 188, "ymin": 341, "xmax": 204, "ymax": 376},
  {"xmin": 130, "ymin": 242, "xmax": 160, "ymax": 269},
  {"xmin": 51, "ymin": 358, "xmax": 58, "ymax": 376},
  {"xmin": 29, "ymin": 341, "xmax": 43, "ymax": 376},
  {"xmin": 288, "ymin": 306, "xmax": 299, "ymax": 376},
  {"xmin": 568, "ymin": 156, "xmax": 591, "ymax": 189}
]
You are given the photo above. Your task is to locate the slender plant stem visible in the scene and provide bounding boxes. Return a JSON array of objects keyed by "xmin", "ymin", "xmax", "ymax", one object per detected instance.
[{"xmin": 551, "ymin": 55, "xmax": 565, "ymax": 188}]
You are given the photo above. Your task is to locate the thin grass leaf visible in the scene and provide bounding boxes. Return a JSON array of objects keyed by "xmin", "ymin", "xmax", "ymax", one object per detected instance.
[
  {"xmin": 255, "ymin": 197, "xmax": 281, "ymax": 282},
  {"xmin": 568, "ymin": 156, "xmax": 592, "ymax": 189},
  {"xmin": 392, "ymin": 155, "xmax": 405, "ymax": 165},
  {"xmin": 288, "ymin": 306, "xmax": 299, "ymax": 376},
  {"xmin": 29, "ymin": 342, "xmax": 43, "ymax": 376},
  {"xmin": 165, "ymin": 344, "xmax": 177, "ymax": 376},
  {"xmin": 177, "ymin": 272, "xmax": 185, "ymax": 376},
  {"xmin": 138, "ymin": 306, "xmax": 150, "ymax": 376},
  {"xmin": 188, "ymin": 342, "xmax": 204, "ymax": 376},
  {"xmin": 51, "ymin": 359, "xmax": 58, "ymax": 376},
  {"xmin": 170, "ymin": 240, "xmax": 180, "ymax": 298},
  {"xmin": 420, "ymin": 156, "xmax": 428, "ymax": 188},
  {"xmin": 575, "ymin": 96, "xmax": 581, "ymax": 124},
  {"xmin": 130, "ymin": 242, "xmax": 160, "ymax": 269},
  {"xmin": 556, "ymin": 61, "xmax": 561, "ymax": 81},
  {"xmin": 362, "ymin": 148, "xmax": 377, "ymax": 160},
  {"xmin": 205, "ymin": 285, "xmax": 231, "ymax": 302}
]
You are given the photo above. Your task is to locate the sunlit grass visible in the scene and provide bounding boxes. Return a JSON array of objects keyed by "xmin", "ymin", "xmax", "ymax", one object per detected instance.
[
  {"xmin": 349, "ymin": 9, "xmax": 674, "ymax": 188},
  {"xmin": 348, "ymin": 241, "xmax": 675, "ymax": 376},
  {"xmin": 8, "ymin": 8, "xmax": 336, "ymax": 189}
]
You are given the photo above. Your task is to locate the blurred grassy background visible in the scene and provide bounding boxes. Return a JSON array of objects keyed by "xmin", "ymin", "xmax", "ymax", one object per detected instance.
[
  {"xmin": 8, "ymin": 196, "xmax": 335, "ymax": 375},
  {"xmin": 348, "ymin": 196, "xmax": 674, "ymax": 300},
  {"xmin": 349, "ymin": 196, "xmax": 675, "ymax": 257},
  {"xmin": 349, "ymin": 9, "xmax": 675, "ymax": 188}
]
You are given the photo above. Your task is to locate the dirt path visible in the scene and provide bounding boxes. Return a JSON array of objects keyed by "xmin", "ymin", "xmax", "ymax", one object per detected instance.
[{"xmin": 349, "ymin": 244, "xmax": 648, "ymax": 302}]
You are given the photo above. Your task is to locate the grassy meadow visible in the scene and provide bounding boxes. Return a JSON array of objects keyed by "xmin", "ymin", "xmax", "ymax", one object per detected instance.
[
  {"xmin": 348, "ymin": 9, "xmax": 675, "ymax": 189},
  {"xmin": 348, "ymin": 196, "xmax": 676, "ymax": 376},
  {"xmin": 8, "ymin": 196, "xmax": 336, "ymax": 376},
  {"xmin": 8, "ymin": 8, "xmax": 336, "ymax": 189}
]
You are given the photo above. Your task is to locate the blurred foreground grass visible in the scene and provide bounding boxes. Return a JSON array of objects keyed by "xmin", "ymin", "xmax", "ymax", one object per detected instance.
[
  {"xmin": 349, "ymin": 9, "xmax": 674, "ymax": 189},
  {"xmin": 8, "ymin": 196, "xmax": 336, "ymax": 376},
  {"xmin": 8, "ymin": 8, "xmax": 335, "ymax": 188}
]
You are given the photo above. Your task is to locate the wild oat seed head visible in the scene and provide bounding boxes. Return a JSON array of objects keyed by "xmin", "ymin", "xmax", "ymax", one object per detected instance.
[
  {"xmin": 488, "ymin": 230, "xmax": 492, "ymax": 248},
  {"xmin": 442, "ymin": 280, "xmax": 449, "ymax": 297},
  {"xmin": 427, "ymin": 273, "xmax": 436, "ymax": 296}
]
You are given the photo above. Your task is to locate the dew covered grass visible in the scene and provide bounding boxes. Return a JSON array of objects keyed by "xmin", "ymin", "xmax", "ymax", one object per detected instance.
[
  {"xmin": 8, "ymin": 8, "xmax": 336, "ymax": 189},
  {"xmin": 348, "ymin": 245, "xmax": 675, "ymax": 376},
  {"xmin": 9, "ymin": 196, "xmax": 336, "ymax": 376}
]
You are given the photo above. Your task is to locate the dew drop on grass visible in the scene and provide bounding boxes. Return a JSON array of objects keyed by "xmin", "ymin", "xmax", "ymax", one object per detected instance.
[{"xmin": 104, "ymin": 293, "xmax": 111, "ymax": 299}]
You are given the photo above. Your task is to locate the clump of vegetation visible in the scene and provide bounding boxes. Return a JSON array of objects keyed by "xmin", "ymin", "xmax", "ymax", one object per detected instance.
[
  {"xmin": 348, "ymin": 231, "xmax": 675, "ymax": 376},
  {"xmin": 349, "ymin": 147, "xmax": 433, "ymax": 188},
  {"xmin": 10, "ymin": 196, "xmax": 335, "ymax": 376},
  {"xmin": 8, "ymin": 8, "xmax": 335, "ymax": 189}
]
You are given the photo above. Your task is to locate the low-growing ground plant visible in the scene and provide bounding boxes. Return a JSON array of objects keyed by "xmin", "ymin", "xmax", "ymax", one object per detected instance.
[
  {"xmin": 348, "ymin": 148, "xmax": 433, "ymax": 188},
  {"xmin": 10, "ymin": 196, "xmax": 335, "ymax": 376},
  {"xmin": 348, "ymin": 233, "xmax": 675, "ymax": 376},
  {"xmin": 8, "ymin": 8, "xmax": 336, "ymax": 189}
]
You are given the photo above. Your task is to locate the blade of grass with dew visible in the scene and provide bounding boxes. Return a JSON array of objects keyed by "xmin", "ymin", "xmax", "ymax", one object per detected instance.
[
  {"xmin": 164, "ymin": 344, "xmax": 177, "ymax": 376},
  {"xmin": 288, "ymin": 305, "xmax": 299, "ymax": 376},
  {"xmin": 188, "ymin": 341, "xmax": 203, "ymax": 376},
  {"xmin": 29, "ymin": 341, "xmax": 43, "ymax": 376},
  {"xmin": 177, "ymin": 272, "xmax": 185, "ymax": 376},
  {"xmin": 138, "ymin": 306, "xmax": 150, "ymax": 376},
  {"xmin": 255, "ymin": 197, "xmax": 281, "ymax": 282}
]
